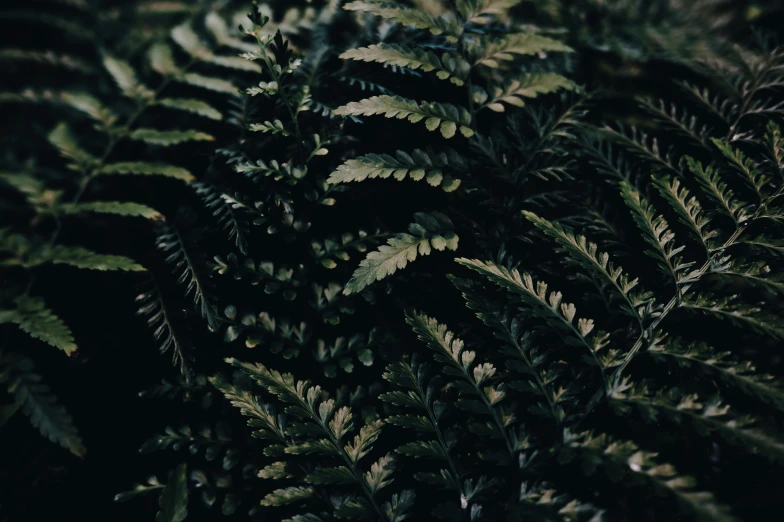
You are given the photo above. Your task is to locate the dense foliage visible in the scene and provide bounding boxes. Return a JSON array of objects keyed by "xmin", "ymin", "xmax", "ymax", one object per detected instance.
[{"xmin": 2, "ymin": 1, "xmax": 784, "ymax": 521}]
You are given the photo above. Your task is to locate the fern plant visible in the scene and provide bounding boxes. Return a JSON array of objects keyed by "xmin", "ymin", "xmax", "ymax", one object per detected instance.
[
  {"xmin": 0, "ymin": 0, "xmax": 253, "ymax": 454},
  {"xmin": 329, "ymin": 0, "xmax": 577, "ymax": 294}
]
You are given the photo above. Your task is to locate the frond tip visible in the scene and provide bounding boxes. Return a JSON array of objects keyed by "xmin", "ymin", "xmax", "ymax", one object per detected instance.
[{"xmin": 344, "ymin": 212, "xmax": 459, "ymax": 295}]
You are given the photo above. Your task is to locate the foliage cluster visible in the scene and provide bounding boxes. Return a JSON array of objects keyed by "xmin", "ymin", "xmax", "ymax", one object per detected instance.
[{"xmin": 1, "ymin": 1, "xmax": 784, "ymax": 521}]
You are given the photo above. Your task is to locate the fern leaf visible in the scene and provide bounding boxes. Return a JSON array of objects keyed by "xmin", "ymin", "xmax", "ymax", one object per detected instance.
[
  {"xmin": 340, "ymin": 44, "xmax": 469, "ymax": 85},
  {"xmin": 522, "ymin": 211, "xmax": 652, "ymax": 324},
  {"xmin": 129, "ymin": 129, "xmax": 214, "ymax": 146},
  {"xmin": 41, "ymin": 245, "xmax": 145, "ymax": 271},
  {"xmin": 619, "ymin": 181, "xmax": 693, "ymax": 285},
  {"xmin": 98, "ymin": 162, "xmax": 194, "ymax": 181},
  {"xmin": 484, "ymin": 72, "xmax": 576, "ymax": 111},
  {"xmin": 59, "ymin": 92, "xmax": 117, "ymax": 125},
  {"xmin": 3, "ymin": 357, "xmax": 85, "ymax": 456},
  {"xmin": 686, "ymin": 157, "xmax": 749, "ymax": 225},
  {"xmin": 171, "ymin": 23, "xmax": 260, "ymax": 72},
  {"xmin": 562, "ymin": 432, "xmax": 734, "ymax": 522},
  {"xmin": 653, "ymin": 176, "xmax": 718, "ymax": 256},
  {"xmin": 156, "ymin": 98, "xmax": 222, "ymax": 120},
  {"xmin": 210, "ymin": 377, "xmax": 287, "ymax": 442},
  {"xmin": 472, "ymin": 33, "xmax": 573, "ymax": 68},
  {"xmin": 179, "ymin": 72, "xmax": 239, "ymax": 96},
  {"xmin": 680, "ymin": 292, "xmax": 784, "ymax": 340},
  {"xmin": 157, "ymin": 224, "xmax": 218, "ymax": 330},
  {"xmin": 0, "ymin": 297, "xmax": 77, "ymax": 355},
  {"xmin": 148, "ymin": 43, "xmax": 180, "ymax": 76},
  {"xmin": 137, "ymin": 285, "xmax": 192, "ymax": 379},
  {"xmin": 328, "ymin": 148, "xmax": 465, "ymax": 192},
  {"xmin": 648, "ymin": 340, "xmax": 784, "ymax": 411},
  {"xmin": 192, "ymin": 182, "xmax": 249, "ymax": 255},
  {"xmin": 711, "ymin": 138, "xmax": 769, "ymax": 202},
  {"xmin": 344, "ymin": 1, "xmax": 460, "ymax": 42},
  {"xmin": 48, "ymin": 122, "xmax": 96, "ymax": 171},
  {"xmin": 103, "ymin": 55, "xmax": 154, "ymax": 100},
  {"xmin": 344, "ymin": 212, "xmax": 459, "ymax": 295},
  {"xmin": 0, "ymin": 48, "xmax": 93, "ymax": 73},
  {"xmin": 334, "ymin": 95, "xmax": 473, "ymax": 139},
  {"xmin": 455, "ymin": 259, "xmax": 614, "ymax": 372},
  {"xmin": 261, "ymin": 486, "xmax": 315, "ymax": 506},
  {"xmin": 60, "ymin": 201, "xmax": 162, "ymax": 220},
  {"xmin": 156, "ymin": 463, "xmax": 188, "ymax": 522}
]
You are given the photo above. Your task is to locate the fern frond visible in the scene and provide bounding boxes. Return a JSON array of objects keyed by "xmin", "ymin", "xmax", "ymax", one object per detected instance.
[
  {"xmin": 686, "ymin": 157, "xmax": 749, "ymax": 226},
  {"xmin": 157, "ymin": 224, "xmax": 218, "ymax": 330},
  {"xmin": 472, "ymin": 33, "xmax": 573, "ymax": 68},
  {"xmin": 482, "ymin": 73, "xmax": 576, "ymax": 112},
  {"xmin": 0, "ymin": 297, "xmax": 76, "ymax": 355},
  {"xmin": 333, "ymin": 95, "xmax": 474, "ymax": 139},
  {"xmin": 103, "ymin": 55, "xmax": 154, "ymax": 101},
  {"xmin": 98, "ymin": 162, "xmax": 194, "ymax": 181},
  {"xmin": 1, "ymin": 356, "xmax": 84, "ymax": 456},
  {"xmin": 192, "ymin": 182, "xmax": 249, "ymax": 255},
  {"xmin": 179, "ymin": 72, "xmax": 239, "ymax": 96},
  {"xmin": 60, "ymin": 201, "xmax": 162, "ymax": 220},
  {"xmin": 129, "ymin": 128, "xmax": 215, "ymax": 146},
  {"xmin": 680, "ymin": 292, "xmax": 784, "ymax": 340},
  {"xmin": 648, "ymin": 340, "xmax": 784, "ymax": 411},
  {"xmin": 522, "ymin": 212, "xmax": 652, "ymax": 325},
  {"xmin": 340, "ymin": 44, "xmax": 470, "ymax": 85},
  {"xmin": 711, "ymin": 138, "xmax": 769, "ymax": 202},
  {"xmin": 34, "ymin": 245, "xmax": 145, "ymax": 271},
  {"xmin": 456, "ymin": 259, "xmax": 615, "ymax": 375},
  {"xmin": 405, "ymin": 312, "xmax": 515, "ymax": 459},
  {"xmin": 619, "ymin": 181, "xmax": 693, "ymax": 286},
  {"xmin": 344, "ymin": 212, "xmax": 458, "ymax": 295},
  {"xmin": 171, "ymin": 23, "xmax": 260, "ymax": 72},
  {"xmin": 344, "ymin": 1, "xmax": 460, "ymax": 42},
  {"xmin": 136, "ymin": 284, "xmax": 192, "ymax": 379},
  {"xmin": 561, "ymin": 432, "xmax": 734, "ymax": 522},
  {"xmin": 653, "ymin": 176, "xmax": 718, "ymax": 257},
  {"xmin": 613, "ymin": 386, "xmax": 784, "ymax": 464},
  {"xmin": 328, "ymin": 148, "xmax": 465, "ymax": 192},
  {"xmin": 156, "ymin": 463, "xmax": 188, "ymax": 522},
  {"xmin": 156, "ymin": 98, "xmax": 223, "ymax": 120}
]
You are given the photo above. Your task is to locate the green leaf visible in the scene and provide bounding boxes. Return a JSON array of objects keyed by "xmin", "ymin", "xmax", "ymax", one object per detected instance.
[
  {"xmin": 340, "ymin": 44, "xmax": 470, "ymax": 85},
  {"xmin": 5, "ymin": 357, "xmax": 85, "ymax": 456},
  {"xmin": 522, "ymin": 211, "xmax": 652, "ymax": 324},
  {"xmin": 364, "ymin": 455, "xmax": 394, "ymax": 493},
  {"xmin": 686, "ymin": 157, "xmax": 749, "ymax": 225},
  {"xmin": 48, "ymin": 122, "xmax": 96, "ymax": 171},
  {"xmin": 60, "ymin": 201, "xmax": 162, "ymax": 220},
  {"xmin": 472, "ymin": 33, "xmax": 573, "ymax": 68},
  {"xmin": 620, "ymin": 181, "xmax": 692, "ymax": 285},
  {"xmin": 179, "ymin": 73, "xmax": 239, "ymax": 96},
  {"xmin": 484, "ymin": 72, "xmax": 576, "ymax": 110},
  {"xmin": 328, "ymin": 148, "xmax": 465, "ymax": 192},
  {"xmin": 344, "ymin": 1, "xmax": 460, "ymax": 42},
  {"xmin": 103, "ymin": 55, "xmax": 154, "ymax": 100},
  {"xmin": 344, "ymin": 419, "xmax": 384, "ymax": 464},
  {"xmin": 0, "ymin": 297, "xmax": 77, "ymax": 355},
  {"xmin": 44, "ymin": 245, "xmax": 145, "ymax": 271},
  {"xmin": 344, "ymin": 212, "xmax": 458, "ymax": 294},
  {"xmin": 99, "ymin": 162, "xmax": 194, "ymax": 181},
  {"xmin": 305, "ymin": 466, "xmax": 354, "ymax": 484},
  {"xmin": 156, "ymin": 463, "xmax": 188, "ymax": 522},
  {"xmin": 261, "ymin": 486, "xmax": 315, "ymax": 507},
  {"xmin": 129, "ymin": 129, "xmax": 215, "ymax": 146},
  {"xmin": 156, "ymin": 98, "xmax": 222, "ymax": 120},
  {"xmin": 334, "ymin": 95, "xmax": 473, "ymax": 139},
  {"xmin": 171, "ymin": 23, "xmax": 260, "ymax": 72},
  {"xmin": 148, "ymin": 43, "xmax": 180, "ymax": 76}
]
